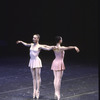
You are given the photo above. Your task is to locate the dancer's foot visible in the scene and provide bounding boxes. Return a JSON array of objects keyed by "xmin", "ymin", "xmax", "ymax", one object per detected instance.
[
  {"xmin": 56, "ymin": 93, "xmax": 60, "ymax": 100},
  {"xmin": 36, "ymin": 91, "xmax": 40, "ymax": 99},
  {"xmin": 54, "ymin": 93, "xmax": 57, "ymax": 99},
  {"xmin": 33, "ymin": 91, "xmax": 36, "ymax": 98}
]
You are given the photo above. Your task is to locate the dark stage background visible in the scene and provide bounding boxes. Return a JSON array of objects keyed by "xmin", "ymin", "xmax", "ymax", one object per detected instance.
[{"xmin": 0, "ymin": 0, "xmax": 98, "ymax": 63}]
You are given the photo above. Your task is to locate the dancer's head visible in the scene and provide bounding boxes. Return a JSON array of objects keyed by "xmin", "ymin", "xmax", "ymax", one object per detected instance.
[
  {"xmin": 33, "ymin": 34, "xmax": 40, "ymax": 43},
  {"xmin": 55, "ymin": 36, "xmax": 62, "ymax": 44}
]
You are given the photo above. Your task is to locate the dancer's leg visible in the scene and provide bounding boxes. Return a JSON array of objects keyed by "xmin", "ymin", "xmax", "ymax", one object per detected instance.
[
  {"xmin": 53, "ymin": 70, "xmax": 57, "ymax": 97},
  {"xmin": 56, "ymin": 71, "xmax": 63, "ymax": 100},
  {"xmin": 36, "ymin": 68, "xmax": 41, "ymax": 99},
  {"xmin": 30, "ymin": 68, "xmax": 37, "ymax": 98}
]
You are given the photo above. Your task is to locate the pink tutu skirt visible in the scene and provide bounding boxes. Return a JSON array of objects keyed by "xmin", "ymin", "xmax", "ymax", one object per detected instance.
[{"xmin": 51, "ymin": 59, "xmax": 65, "ymax": 71}]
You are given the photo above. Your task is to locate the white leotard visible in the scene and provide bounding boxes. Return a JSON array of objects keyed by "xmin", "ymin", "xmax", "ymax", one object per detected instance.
[{"xmin": 28, "ymin": 43, "xmax": 42, "ymax": 68}]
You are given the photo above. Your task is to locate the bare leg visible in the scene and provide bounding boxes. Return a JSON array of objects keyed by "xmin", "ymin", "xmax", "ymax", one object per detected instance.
[
  {"xmin": 30, "ymin": 68, "xmax": 37, "ymax": 98},
  {"xmin": 56, "ymin": 71, "xmax": 63, "ymax": 100},
  {"xmin": 53, "ymin": 70, "xmax": 57, "ymax": 97},
  {"xmin": 36, "ymin": 68, "xmax": 41, "ymax": 99}
]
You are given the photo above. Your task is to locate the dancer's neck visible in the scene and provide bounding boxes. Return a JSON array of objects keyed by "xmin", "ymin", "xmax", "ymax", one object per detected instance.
[
  {"xmin": 56, "ymin": 43, "xmax": 61, "ymax": 47},
  {"xmin": 34, "ymin": 42, "xmax": 39, "ymax": 45}
]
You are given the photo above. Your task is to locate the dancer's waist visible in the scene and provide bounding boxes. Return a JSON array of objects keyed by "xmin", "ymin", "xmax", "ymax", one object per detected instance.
[
  {"xmin": 30, "ymin": 56, "xmax": 39, "ymax": 59},
  {"xmin": 54, "ymin": 57, "xmax": 64, "ymax": 60}
]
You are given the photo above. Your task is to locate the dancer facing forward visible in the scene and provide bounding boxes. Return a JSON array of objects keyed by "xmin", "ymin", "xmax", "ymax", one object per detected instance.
[
  {"xmin": 16, "ymin": 34, "xmax": 53, "ymax": 99},
  {"xmin": 51, "ymin": 36, "xmax": 80, "ymax": 100}
]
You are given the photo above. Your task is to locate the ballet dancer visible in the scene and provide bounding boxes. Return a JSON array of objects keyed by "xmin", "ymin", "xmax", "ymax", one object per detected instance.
[
  {"xmin": 51, "ymin": 36, "xmax": 80, "ymax": 100},
  {"xmin": 16, "ymin": 34, "xmax": 53, "ymax": 99}
]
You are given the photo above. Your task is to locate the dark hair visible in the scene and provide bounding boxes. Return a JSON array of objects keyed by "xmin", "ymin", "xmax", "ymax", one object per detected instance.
[
  {"xmin": 55, "ymin": 36, "xmax": 62, "ymax": 43},
  {"xmin": 34, "ymin": 34, "xmax": 40, "ymax": 39}
]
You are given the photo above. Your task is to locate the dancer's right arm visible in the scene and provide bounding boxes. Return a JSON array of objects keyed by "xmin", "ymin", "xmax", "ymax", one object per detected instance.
[{"xmin": 16, "ymin": 40, "xmax": 31, "ymax": 47}]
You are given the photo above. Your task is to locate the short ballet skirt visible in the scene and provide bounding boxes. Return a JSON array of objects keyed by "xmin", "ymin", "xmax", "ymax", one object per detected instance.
[
  {"xmin": 51, "ymin": 59, "xmax": 65, "ymax": 71},
  {"xmin": 28, "ymin": 57, "xmax": 42, "ymax": 68}
]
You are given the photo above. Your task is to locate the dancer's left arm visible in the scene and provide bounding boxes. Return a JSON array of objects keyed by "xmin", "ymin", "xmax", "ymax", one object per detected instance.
[
  {"xmin": 59, "ymin": 46, "xmax": 80, "ymax": 53},
  {"xmin": 39, "ymin": 45, "xmax": 54, "ymax": 51}
]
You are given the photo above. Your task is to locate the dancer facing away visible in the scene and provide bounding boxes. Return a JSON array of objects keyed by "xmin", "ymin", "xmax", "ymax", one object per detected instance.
[
  {"xmin": 51, "ymin": 36, "xmax": 80, "ymax": 100},
  {"xmin": 16, "ymin": 34, "xmax": 53, "ymax": 99}
]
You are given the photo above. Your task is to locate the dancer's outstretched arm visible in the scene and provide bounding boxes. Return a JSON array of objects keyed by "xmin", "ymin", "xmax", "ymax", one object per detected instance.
[
  {"xmin": 16, "ymin": 40, "xmax": 31, "ymax": 47},
  {"xmin": 59, "ymin": 46, "xmax": 80, "ymax": 53},
  {"xmin": 39, "ymin": 45, "xmax": 54, "ymax": 51}
]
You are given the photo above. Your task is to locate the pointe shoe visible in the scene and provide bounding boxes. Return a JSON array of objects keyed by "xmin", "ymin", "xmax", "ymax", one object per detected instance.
[
  {"xmin": 54, "ymin": 94, "xmax": 57, "ymax": 99},
  {"xmin": 36, "ymin": 91, "xmax": 40, "ymax": 99},
  {"xmin": 54, "ymin": 92, "xmax": 58, "ymax": 99},
  {"xmin": 33, "ymin": 92, "xmax": 36, "ymax": 98},
  {"xmin": 56, "ymin": 94, "xmax": 60, "ymax": 100}
]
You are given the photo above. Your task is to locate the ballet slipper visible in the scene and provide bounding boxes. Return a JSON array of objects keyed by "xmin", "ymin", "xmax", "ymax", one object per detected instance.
[
  {"xmin": 33, "ymin": 94, "xmax": 35, "ymax": 98},
  {"xmin": 56, "ymin": 93, "xmax": 60, "ymax": 100},
  {"xmin": 54, "ymin": 93, "xmax": 57, "ymax": 99},
  {"xmin": 33, "ymin": 91, "xmax": 36, "ymax": 98},
  {"xmin": 36, "ymin": 91, "xmax": 40, "ymax": 99}
]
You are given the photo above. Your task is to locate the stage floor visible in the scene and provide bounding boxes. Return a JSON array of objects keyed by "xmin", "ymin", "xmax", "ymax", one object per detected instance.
[{"xmin": 0, "ymin": 56, "xmax": 98, "ymax": 100}]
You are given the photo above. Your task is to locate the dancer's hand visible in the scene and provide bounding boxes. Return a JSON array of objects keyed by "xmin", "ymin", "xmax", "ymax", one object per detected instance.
[
  {"xmin": 75, "ymin": 46, "xmax": 80, "ymax": 53},
  {"xmin": 16, "ymin": 40, "xmax": 22, "ymax": 44}
]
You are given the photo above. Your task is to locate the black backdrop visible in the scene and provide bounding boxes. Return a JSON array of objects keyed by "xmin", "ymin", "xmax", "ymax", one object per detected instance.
[{"xmin": 0, "ymin": 0, "xmax": 98, "ymax": 62}]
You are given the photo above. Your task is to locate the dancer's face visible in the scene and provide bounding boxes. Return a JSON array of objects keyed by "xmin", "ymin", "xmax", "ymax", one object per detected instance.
[
  {"xmin": 33, "ymin": 35, "xmax": 39, "ymax": 43},
  {"xmin": 59, "ymin": 37, "xmax": 63, "ymax": 44}
]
